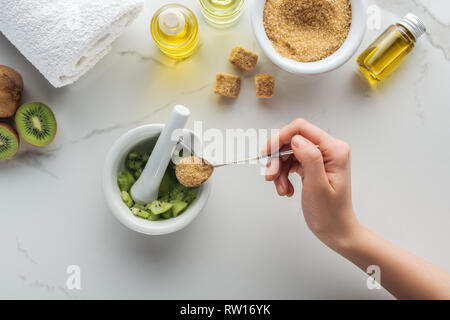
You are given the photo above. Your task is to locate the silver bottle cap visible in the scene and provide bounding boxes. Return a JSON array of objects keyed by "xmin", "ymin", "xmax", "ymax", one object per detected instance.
[{"xmin": 399, "ymin": 13, "xmax": 426, "ymax": 40}]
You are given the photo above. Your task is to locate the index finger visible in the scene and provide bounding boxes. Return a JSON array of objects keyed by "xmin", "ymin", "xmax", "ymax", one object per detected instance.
[{"xmin": 262, "ymin": 119, "xmax": 335, "ymax": 155}]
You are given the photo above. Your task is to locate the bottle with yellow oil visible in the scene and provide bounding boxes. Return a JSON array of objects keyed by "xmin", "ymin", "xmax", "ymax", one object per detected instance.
[
  {"xmin": 151, "ymin": 4, "xmax": 200, "ymax": 60},
  {"xmin": 199, "ymin": 0, "xmax": 245, "ymax": 28},
  {"xmin": 357, "ymin": 13, "xmax": 426, "ymax": 85}
]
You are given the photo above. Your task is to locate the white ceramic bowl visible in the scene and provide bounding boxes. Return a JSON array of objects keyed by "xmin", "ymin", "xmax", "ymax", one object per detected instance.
[
  {"xmin": 251, "ymin": 0, "xmax": 367, "ymax": 75},
  {"xmin": 103, "ymin": 124, "xmax": 212, "ymax": 235}
]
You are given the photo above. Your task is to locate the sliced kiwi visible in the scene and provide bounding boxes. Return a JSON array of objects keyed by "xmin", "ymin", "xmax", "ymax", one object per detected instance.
[
  {"xmin": 121, "ymin": 191, "xmax": 134, "ymax": 207},
  {"xmin": 161, "ymin": 211, "xmax": 173, "ymax": 219},
  {"xmin": 0, "ymin": 123, "xmax": 20, "ymax": 160},
  {"xmin": 145, "ymin": 200, "xmax": 173, "ymax": 215},
  {"xmin": 170, "ymin": 200, "xmax": 188, "ymax": 217},
  {"xmin": 15, "ymin": 102, "xmax": 57, "ymax": 147},
  {"xmin": 158, "ymin": 170, "xmax": 177, "ymax": 197}
]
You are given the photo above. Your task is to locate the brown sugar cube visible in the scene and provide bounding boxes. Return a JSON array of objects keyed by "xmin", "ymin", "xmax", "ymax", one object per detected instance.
[
  {"xmin": 214, "ymin": 73, "xmax": 241, "ymax": 98},
  {"xmin": 229, "ymin": 46, "xmax": 258, "ymax": 71},
  {"xmin": 254, "ymin": 74, "xmax": 275, "ymax": 98}
]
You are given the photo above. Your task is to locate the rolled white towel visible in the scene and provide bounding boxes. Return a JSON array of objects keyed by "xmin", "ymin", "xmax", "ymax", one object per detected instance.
[{"xmin": 0, "ymin": 0, "xmax": 144, "ymax": 88}]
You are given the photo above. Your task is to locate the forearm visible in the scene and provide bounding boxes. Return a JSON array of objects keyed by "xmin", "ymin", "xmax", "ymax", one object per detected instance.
[{"xmin": 332, "ymin": 223, "xmax": 450, "ymax": 300}]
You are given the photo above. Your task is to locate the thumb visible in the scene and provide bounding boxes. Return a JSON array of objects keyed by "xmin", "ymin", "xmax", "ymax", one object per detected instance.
[{"xmin": 291, "ymin": 135, "xmax": 329, "ymax": 187}]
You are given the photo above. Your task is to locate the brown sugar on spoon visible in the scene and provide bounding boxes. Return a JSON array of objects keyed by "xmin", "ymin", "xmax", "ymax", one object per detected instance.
[{"xmin": 175, "ymin": 156, "xmax": 214, "ymax": 187}]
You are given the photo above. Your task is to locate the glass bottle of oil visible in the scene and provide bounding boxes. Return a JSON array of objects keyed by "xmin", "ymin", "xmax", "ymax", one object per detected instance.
[
  {"xmin": 151, "ymin": 4, "xmax": 200, "ymax": 60},
  {"xmin": 357, "ymin": 13, "xmax": 426, "ymax": 85},
  {"xmin": 199, "ymin": 0, "xmax": 245, "ymax": 28}
]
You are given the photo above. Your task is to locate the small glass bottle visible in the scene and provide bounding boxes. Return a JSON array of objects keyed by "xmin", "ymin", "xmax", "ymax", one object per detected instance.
[
  {"xmin": 199, "ymin": 0, "xmax": 245, "ymax": 28},
  {"xmin": 151, "ymin": 4, "xmax": 200, "ymax": 60},
  {"xmin": 357, "ymin": 13, "xmax": 426, "ymax": 85}
]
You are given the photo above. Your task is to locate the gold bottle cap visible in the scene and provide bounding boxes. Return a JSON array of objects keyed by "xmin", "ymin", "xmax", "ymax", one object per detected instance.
[{"xmin": 159, "ymin": 8, "xmax": 186, "ymax": 36}]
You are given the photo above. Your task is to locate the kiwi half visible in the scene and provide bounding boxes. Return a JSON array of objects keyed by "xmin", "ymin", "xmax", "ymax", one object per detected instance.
[
  {"xmin": 0, "ymin": 123, "xmax": 20, "ymax": 160},
  {"xmin": 15, "ymin": 102, "xmax": 57, "ymax": 147}
]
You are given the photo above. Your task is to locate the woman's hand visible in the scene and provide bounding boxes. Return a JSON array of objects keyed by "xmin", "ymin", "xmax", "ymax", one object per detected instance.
[
  {"xmin": 263, "ymin": 119, "xmax": 360, "ymax": 248},
  {"xmin": 263, "ymin": 119, "xmax": 450, "ymax": 300}
]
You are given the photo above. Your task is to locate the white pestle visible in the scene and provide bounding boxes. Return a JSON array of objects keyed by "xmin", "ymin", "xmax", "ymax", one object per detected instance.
[{"xmin": 131, "ymin": 105, "xmax": 190, "ymax": 204}]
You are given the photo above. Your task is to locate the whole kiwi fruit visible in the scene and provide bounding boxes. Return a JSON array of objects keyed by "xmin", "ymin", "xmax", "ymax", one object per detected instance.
[{"xmin": 0, "ymin": 65, "xmax": 24, "ymax": 118}]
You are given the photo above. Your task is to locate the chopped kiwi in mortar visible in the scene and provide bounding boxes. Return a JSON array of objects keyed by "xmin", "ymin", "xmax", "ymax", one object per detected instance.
[{"xmin": 117, "ymin": 150, "xmax": 198, "ymax": 221}]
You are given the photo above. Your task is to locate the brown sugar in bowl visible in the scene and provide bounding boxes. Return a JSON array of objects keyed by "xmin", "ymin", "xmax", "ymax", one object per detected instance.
[{"xmin": 251, "ymin": 0, "xmax": 367, "ymax": 75}]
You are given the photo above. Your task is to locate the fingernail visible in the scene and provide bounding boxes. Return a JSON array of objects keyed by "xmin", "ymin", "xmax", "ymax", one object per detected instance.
[{"xmin": 292, "ymin": 135, "xmax": 306, "ymax": 148}]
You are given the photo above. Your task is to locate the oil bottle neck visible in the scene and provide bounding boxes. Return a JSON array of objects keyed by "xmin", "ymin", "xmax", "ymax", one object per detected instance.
[
  {"xmin": 159, "ymin": 8, "xmax": 186, "ymax": 36},
  {"xmin": 397, "ymin": 13, "xmax": 426, "ymax": 41}
]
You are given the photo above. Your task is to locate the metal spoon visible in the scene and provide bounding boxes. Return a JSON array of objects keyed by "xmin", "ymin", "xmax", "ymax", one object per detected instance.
[
  {"xmin": 212, "ymin": 149, "xmax": 297, "ymax": 168},
  {"xmin": 174, "ymin": 138, "xmax": 319, "ymax": 168}
]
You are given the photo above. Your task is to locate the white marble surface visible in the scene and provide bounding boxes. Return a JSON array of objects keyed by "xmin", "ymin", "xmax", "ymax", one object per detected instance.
[{"xmin": 1, "ymin": 0, "xmax": 449, "ymax": 299}]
